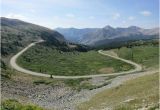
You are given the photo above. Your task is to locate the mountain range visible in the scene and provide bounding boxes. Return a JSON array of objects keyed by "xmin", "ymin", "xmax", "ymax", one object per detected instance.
[
  {"xmin": 55, "ymin": 26, "xmax": 159, "ymax": 47},
  {"xmin": 1, "ymin": 17, "xmax": 90, "ymax": 57},
  {"xmin": 1, "ymin": 17, "xmax": 65, "ymax": 56},
  {"xmin": 1, "ymin": 17, "xmax": 159, "ymax": 56}
]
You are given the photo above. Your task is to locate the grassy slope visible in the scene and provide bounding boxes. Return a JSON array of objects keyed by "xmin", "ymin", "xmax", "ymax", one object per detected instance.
[
  {"xmin": 1, "ymin": 17, "xmax": 65, "ymax": 57},
  {"xmin": 1, "ymin": 99, "xmax": 46, "ymax": 110},
  {"xmin": 17, "ymin": 44, "xmax": 134, "ymax": 76},
  {"xmin": 77, "ymin": 73, "xmax": 159, "ymax": 110},
  {"xmin": 113, "ymin": 45, "xmax": 159, "ymax": 69}
]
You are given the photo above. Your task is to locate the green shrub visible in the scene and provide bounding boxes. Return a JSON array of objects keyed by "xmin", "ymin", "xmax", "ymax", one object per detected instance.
[
  {"xmin": 1, "ymin": 99, "xmax": 45, "ymax": 110},
  {"xmin": 1, "ymin": 69, "xmax": 13, "ymax": 79},
  {"xmin": 149, "ymin": 104, "xmax": 159, "ymax": 110}
]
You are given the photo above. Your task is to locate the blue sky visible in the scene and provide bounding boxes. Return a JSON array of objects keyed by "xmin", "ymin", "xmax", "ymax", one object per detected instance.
[{"xmin": 1, "ymin": 0, "xmax": 159, "ymax": 29}]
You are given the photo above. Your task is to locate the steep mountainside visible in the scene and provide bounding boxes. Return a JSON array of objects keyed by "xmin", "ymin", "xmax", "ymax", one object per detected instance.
[
  {"xmin": 1, "ymin": 17, "xmax": 65, "ymax": 56},
  {"xmin": 56, "ymin": 26, "xmax": 159, "ymax": 47}
]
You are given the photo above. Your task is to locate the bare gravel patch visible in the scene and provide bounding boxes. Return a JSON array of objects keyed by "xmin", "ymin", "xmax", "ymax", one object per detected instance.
[{"xmin": 2, "ymin": 69, "xmax": 158, "ymax": 110}]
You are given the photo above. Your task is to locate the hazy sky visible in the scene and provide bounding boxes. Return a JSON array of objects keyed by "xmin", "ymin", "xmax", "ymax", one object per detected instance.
[{"xmin": 1, "ymin": 0, "xmax": 159, "ymax": 29}]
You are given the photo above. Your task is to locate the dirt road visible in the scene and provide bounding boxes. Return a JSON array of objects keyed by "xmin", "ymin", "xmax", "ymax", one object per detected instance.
[{"xmin": 10, "ymin": 41, "xmax": 142, "ymax": 79}]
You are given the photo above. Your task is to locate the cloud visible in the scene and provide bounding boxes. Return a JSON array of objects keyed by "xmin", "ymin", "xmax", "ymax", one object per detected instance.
[
  {"xmin": 128, "ymin": 16, "xmax": 135, "ymax": 20},
  {"xmin": 30, "ymin": 9, "xmax": 36, "ymax": 13},
  {"xmin": 89, "ymin": 16, "xmax": 95, "ymax": 19},
  {"xmin": 140, "ymin": 11, "xmax": 151, "ymax": 16},
  {"xmin": 66, "ymin": 13, "xmax": 75, "ymax": 18},
  {"xmin": 53, "ymin": 16, "xmax": 59, "ymax": 20},
  {"xmin": 112, "ymin": 13, "xmax": 120, "ymax": 20},
  {"xmin": 122, "ymin": 20, "xmax": 126, "ymax": 23},
  {"xmin": 6, "ymin": 13, "xmax": 27, "ymax": 20}
]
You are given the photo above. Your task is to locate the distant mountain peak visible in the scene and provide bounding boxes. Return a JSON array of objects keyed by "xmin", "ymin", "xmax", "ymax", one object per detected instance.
[
  {"xmin": 128, "ymin": 26, "xmax": 141, "ymax": 30},
  {"xmin": 104, "ymin": 25, "xmax": 114, "ymax": 30},
  {"xmin": 55, "ymin": 25, "xmax": 159, "ymax": 47}
]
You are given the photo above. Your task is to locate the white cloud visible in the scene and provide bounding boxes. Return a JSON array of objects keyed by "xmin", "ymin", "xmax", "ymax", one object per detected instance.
[
  {"xmin": 122, "ymin": 20, "xmax": 126, "ymax": 23},
  {"xmin": 89, "ymin": 16, "xmax": 95, "ymax": 19},
  {"xmin": 112, "ymin": 13, "xmax": 120, "ymax": 20},
  {"xmin": 140, "ymin": 11, "xmax": 151, "ymax": 16},
  {"xmin": 53, "ymin": 16, "xmax": 59, "ymax": 20},
  {"xmin": 6, "ymin": 13, "xmax": 27, "ymax": 20},
  {"xmin": 66, "ymin": 13, "xmax": 75, "ymax": 18},
  {"xmin": 30, "ymin": 9, "xmax": 36, "ymax": 13},
  {"xmin": 128, "ymin": 16, "xmax": 135, "ymax": 20}
]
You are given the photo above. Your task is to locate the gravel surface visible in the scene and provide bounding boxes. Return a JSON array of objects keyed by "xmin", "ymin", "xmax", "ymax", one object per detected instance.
[{"xmin": 2, "ymin": 69, "xmax": 158, "ymax": 110}]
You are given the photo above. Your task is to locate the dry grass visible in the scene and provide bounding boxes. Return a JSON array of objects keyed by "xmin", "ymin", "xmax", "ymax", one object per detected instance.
[
  {"xmin": 98, "ymin": 67, "xmax": 114, "ymax": 73},
  {"xmin": 77, "ymin": 72, "xmax": 159, "ymax": 110}
]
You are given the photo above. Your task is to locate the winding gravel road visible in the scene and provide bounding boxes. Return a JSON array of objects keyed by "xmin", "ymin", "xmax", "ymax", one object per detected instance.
[{"xmin": 10, "ymin": 41, "xmax": 142, "ymax": 79}]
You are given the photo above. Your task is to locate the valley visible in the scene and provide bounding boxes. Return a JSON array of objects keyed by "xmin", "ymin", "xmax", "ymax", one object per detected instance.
[
  {"xmin": 1, "ymin": 17, "xmax": 159, "ymax": 110},
  {"xmin": 16, "ymin": 42, "xmax": 134, "ymax": 77}
]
